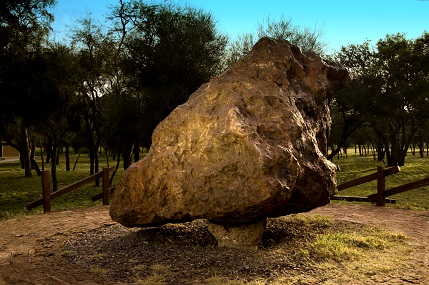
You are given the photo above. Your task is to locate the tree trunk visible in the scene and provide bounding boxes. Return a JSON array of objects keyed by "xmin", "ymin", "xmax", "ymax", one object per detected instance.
[
  {"xmin": 134, "ymin": 142, "xmax": 140, "ymax": 162},
  {"xmin": 109, "ymin": 152, "xmax": 121, "ymax": 185},
  {"xmin": 122, "ymin": 142, "xmax": 135, "ymax": 170},
  {"xmin": 104, "ymin": 147, "xmax": 109, "ymax": 167},
  {"xmin": 73, "ymin": 152, "xmax": 80, "ymax": 171},
  {"xmin": 95, "ymin": 147, "xmax": 100, "ymax": 187},
  {"xmin": 89, "ymin": 147, "xmax": 95, "ymax": 176},
  {"xmin": 39, "ymin": 141, "xmax": 45, "ymax": 171},
  {"xmin": 327, "ymin": 146, "xmax": 341, "ymax": 161},
  {"xmin": 327, "ymin": 121, "xmax": 360, "ymax": 160},
  {"xmin": 30, "ymin": 140, "xmax": 41, "ymax": 176},
  {"xmin": 377, "ymin": 147, "xmax": 385, "ymax": 162},
  {"xmin": 51, "ymin": 145, "xmax": 58, "ymax": 192},
  {"xmin": 122, "ymin": 152, "xmax": 131, "ymax": 170},
  {"xmin": 20, "ymin": 125, "xmax": 32, "ymax": 177},
  {"xmin": 46, "ymin": 150, "xmax": 51, "ymax": 163},
  {"xmin": 387, "ymin": 138, "xmax": 401, "ymax": 166},
  {"xmin": 56, "ymin": 147, "xmax": 60, "ymax": 165},
  {"xmin": 65, "ymin": 145, "xmax": 70, "ymax": 171},
  {"xmin": 384, "ymin": 137, "xmax": 392, "ymax": 165},
  {"xmin": 417, "ymin": 137, "xmax": 424, "ymax": 158}
]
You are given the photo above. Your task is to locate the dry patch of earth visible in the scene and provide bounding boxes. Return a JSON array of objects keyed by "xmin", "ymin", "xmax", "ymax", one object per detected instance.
[{"xmin": 0, "ymin": 204, "xmax": 428, "ymax": 284}]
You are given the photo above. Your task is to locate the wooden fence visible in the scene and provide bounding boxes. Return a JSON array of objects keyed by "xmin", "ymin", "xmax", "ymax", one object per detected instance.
[
  {"xmin": 332, "ymin": 165, "xmax": 429, "ymax": 206},
  {"xmin": 26, "ymin": 166, "xmax": 116, "ymax": 213},
  {"xmin": 27, "ymin": 164, "xmax": 429, "ymax": 212}
]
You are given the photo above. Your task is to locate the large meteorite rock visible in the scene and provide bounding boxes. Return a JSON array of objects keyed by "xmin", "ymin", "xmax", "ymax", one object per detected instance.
[{"xmin": 110, "ymin": 38, "xmax": 349, "ymax": 247}]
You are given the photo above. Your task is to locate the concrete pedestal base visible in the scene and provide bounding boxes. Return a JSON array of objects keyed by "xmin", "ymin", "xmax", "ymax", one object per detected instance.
[{"xmin": 207, "ymin": 219, "xmax": 267, "ymax": 250}]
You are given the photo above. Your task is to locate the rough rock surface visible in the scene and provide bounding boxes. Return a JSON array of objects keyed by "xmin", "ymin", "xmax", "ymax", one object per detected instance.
[{"xmin": 110, "ymin": 37, "xmax": 350, "ymax": 228}]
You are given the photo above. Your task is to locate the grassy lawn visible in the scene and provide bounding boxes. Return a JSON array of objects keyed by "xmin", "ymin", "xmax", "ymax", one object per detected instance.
[
  {"xmin": 1, "ymin": 148, "xmax": 428, "ymax": 221},
  {"xmin": 333, "ymin": 149, "xmax": 429, "ymax": 210},
  {"xmin": 0, "ymin": 152, "xmax": 124, "ymax": 221}
]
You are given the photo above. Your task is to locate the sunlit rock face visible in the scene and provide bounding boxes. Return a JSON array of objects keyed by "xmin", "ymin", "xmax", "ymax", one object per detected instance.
[{"xmin": 110, "ymin": 37, "xmax": 350, "ymax": 229}]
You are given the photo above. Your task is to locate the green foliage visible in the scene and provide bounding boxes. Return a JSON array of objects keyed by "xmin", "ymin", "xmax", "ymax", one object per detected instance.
[
  {"xmin": 113, "ymin": 0, "xmax": 228, "ymax": 148},
  {"xmin": 331, "ymin": 32, "xmax": 429, "ymax": 166},
  {"xmin": 0, "ymin": 0, "xmax": 61, "ymax": 179},
  {"xmin": 0, "ymin": 0, "xmax": 55, "ymax": 52},
  {"xmin": 2, "ymin": 0, "xmax": 228, "ymax": 179},
  {"xmin": 257, "ymin": 16, "xmax": 326, "ymax": 55},
  {"xmin": 223, "ymin": 33, "xmax": 256, "ymax": 67},
  {"xmin": 0, "ymin": 0, "xmax": 56, "ymax": 122},
  {"xmin": 334, "ymin": 149, "xmax": 429, "ymax": 210},
  {"xmin": 68, "ymin": 16, "xmax": 114, "ymax": 175},
  {"xmin": 225, "ymin": 16, "xmax": 327, "ymax": 66}
]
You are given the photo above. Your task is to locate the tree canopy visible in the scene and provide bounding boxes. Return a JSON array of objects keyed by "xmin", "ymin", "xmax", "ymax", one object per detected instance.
[
  {"xmin": 106, "ymin": 0, "xmax": 227, "ymax": 154},
  {"xmin": 330, "ymin": 32, "xmax": 429, "ymax": 165},
  {"xmin": 1, "ymin": 0, "xmax": 428, "ymax": 177},
  {"xmin": 0, "ymin": 0, "xmax": 56, "ymax": 176}
]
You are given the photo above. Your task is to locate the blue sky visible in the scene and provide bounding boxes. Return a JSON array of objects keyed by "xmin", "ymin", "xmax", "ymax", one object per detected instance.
[{"xmin": 49, "ymin": 0, "xmax": 429, "ymax": 54}]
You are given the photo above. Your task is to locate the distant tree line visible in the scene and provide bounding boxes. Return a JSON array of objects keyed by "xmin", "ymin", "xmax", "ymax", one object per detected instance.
[
  {"xmin": 329, "ymin": 32, "xmax": 429, "ymax": 166},
  {"xmin": 1, "ymin": 0, "xmax": 428, "ymax": 188},
  {"xmin": 0, "ymin": 0, "xmax": 228, "ymax": 188}
]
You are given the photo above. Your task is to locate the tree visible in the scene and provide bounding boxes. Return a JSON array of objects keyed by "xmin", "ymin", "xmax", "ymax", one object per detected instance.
[
  {"xmin": 109, "ymin": 0, "xmax": 228, "ymax": 150},
  {"xmin": 34, "ymin": 43, "xmax": 78, "ymax": 190},
  {"xmin": 332, "ymin": 32, "xmax": 429, "ymax": 166},
  {"xmin": 0, "ymin": 0, "xmax": 55, "ymax": 177},
  {"xmin": 69, "ymin": 16, "xmax": 115, "ymax": 177},
  {"xmin": 370, "ymin": 33, "xmax": 429, "ymax": 165},
  {"xmin": 101, "ymin": 90, "xmax": 146, "ymax": 169},
  {"xmin": 101, "ymin": 0, "xmax": 146, "ymax": 171},
  {"xmin": 328, "ymin": 41, "xmax": 375, "ymax": 160}
]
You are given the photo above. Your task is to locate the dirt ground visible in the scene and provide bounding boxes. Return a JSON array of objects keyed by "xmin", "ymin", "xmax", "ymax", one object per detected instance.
[{"xmin": 0, "ymin": 203, "xmax": 428, "ymax": 285}]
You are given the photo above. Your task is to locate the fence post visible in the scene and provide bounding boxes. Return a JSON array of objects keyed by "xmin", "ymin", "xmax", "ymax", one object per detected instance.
[
  {"xmin": 376, "ymin": 166, "xmax": 386, "ymax": 207},
  {"xmin": 41, "ymin": 170, "xmax": 52, "ymax": 212},
  {"xmin": 102, "ymin": 167, "xmax": 110, "ymax": 205}
]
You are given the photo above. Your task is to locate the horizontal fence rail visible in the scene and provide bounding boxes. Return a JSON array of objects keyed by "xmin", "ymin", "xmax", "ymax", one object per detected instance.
[
  {"xmin": 91, "ymin": 187, "xmax": 116, "ymax": 202},
  {"xmin": 367, "ymin": 176, "xmax": 429, "ymax": 201},
  {"xmin": 333, "ymin": 165, "xmax": 429, "ymax": 206},
  {"xmin": 333, "ymin": 166, "xmax": 400, "ymax": 206},
  {"xmin": 337, "ymin": 166, "xmax": 400, "ymax": 191},
  {"xmin": 26, "ymin": 166, "xmax": 116, "ymax": 212}
]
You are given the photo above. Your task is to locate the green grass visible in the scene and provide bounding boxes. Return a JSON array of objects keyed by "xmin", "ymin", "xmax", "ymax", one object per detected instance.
[
  {"xmin": 333, "ymin": 149, "xmax": 429, "ymax": 210},
  {"xmin": 306, "ymin": 221, "xmax": 409, "ymax": 285},
  {"xmin": 1, "ymin": 148, "xmax": 428, "ymax": 221},
  {"xmin": 202, "ymin": 215, "xmax": 409, "ymax": 285},
  {"xmin": 149, "ymin": 214, "xmax": 407, "ymax": 285},
  {"xmin": 310, "ymin": 227, "xmax": 407, "ymax": 261},
  {"xmin": 0, "ymin": 152, "xmax": 124, "ymax": 220}
]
